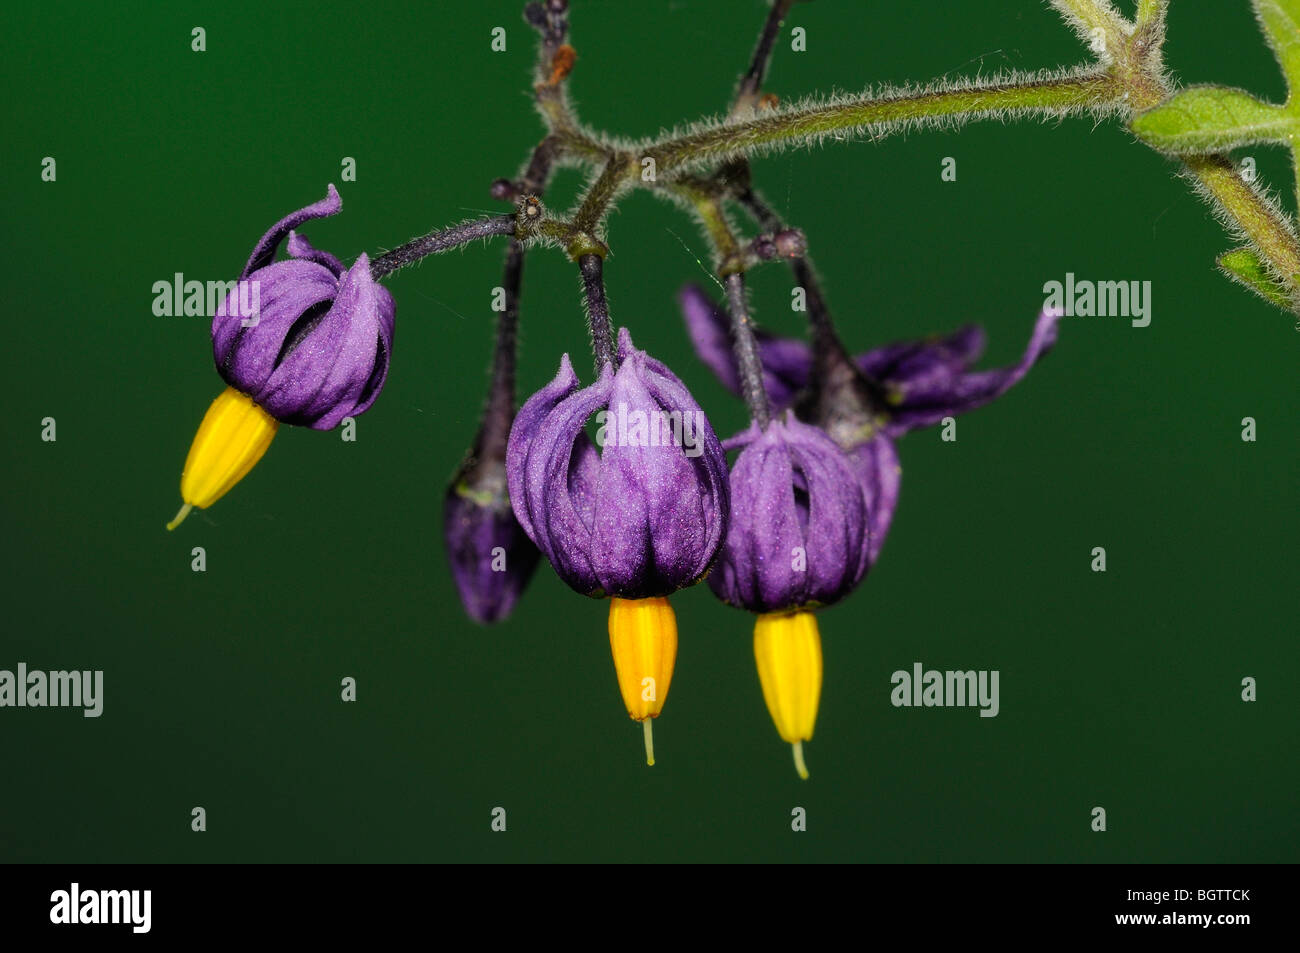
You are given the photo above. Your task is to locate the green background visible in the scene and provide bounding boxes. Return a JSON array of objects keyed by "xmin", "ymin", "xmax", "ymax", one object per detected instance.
[{"xmin": 2, "ymin": 0, "xmax": 1295, "ymax": 863}]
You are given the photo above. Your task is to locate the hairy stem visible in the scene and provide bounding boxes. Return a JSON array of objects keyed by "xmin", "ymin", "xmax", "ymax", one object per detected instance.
[
  {"xmin": 724, "ymin": 273, "xmax": 771, "ymax": 429},
  {"xmin": 1053, "ymin": 0, "xmax": 1128, "ymax": 43},
  {"xmin": 738, "ymin": 190, "xmax": 855, "ymax": 392},
  {"xmin": 574, "ymin": 155, "xmax": 633, "ymax": 234},
  {"xmin": 1185, "ymin": 154, "xmax": 1300, "ymax": 294},
  {"xmin": 1135, "ymin": 0, "xmax": 1166, "ymax": 27},
  {"xmin": 579, "ymin": 253, "xmax": 615, "ymax": 371},
  {"xmin": 648, "ymin": 70, "xmax": 1118, "ymax": 175},
  {"xmin": 371, "ymin": 215, "xmax": 516, "ymax": 280},
  {"xmin": 476, "ymin": 240, "xmax": 525, "ymax": 463}
]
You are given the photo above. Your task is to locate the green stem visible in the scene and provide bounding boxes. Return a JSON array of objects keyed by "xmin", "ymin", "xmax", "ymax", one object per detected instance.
[
  {"xmin": 647, "ymin": 69, "xmax": 1118, "ymax": 175},
  {"xmin": 1055, "ymin": 0, "xmax": 1127, "ymax": 38},
  {"xmin": 573, "ymin": 155, "xmax": 633, "ymax": 233},
  {"xmin": 528, "ymin": 0, "xmax": 1300, "ymax": 315},
  {"xmin": 1185, "ymin": 154, "xmax": 1300, "ymax": 297},
  {"xmin": 551, "ymin": 127, "xmax": 611, "ymax": 167},
  {"xmin": 674, "ymin": 181, "xmax": 741, "ymax": 266},
  {"xmin": 1135, "ymin": 0, "xmax": 1166, "ymax": 27}
]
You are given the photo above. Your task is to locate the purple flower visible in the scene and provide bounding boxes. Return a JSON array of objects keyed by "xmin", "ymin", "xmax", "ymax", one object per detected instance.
[
  {"xmin": 681, "ymin": 285, "xmax": 1060, "ymax": 565},
  {"xmin": 507, "ymin": 327, "xmax": 729, "ymax": 599},
  {"xmin": 709, "ymin": 413, "xmax": 872, "ymax": 612},
  {"xmin": 679, "ymin": 285, "xmax": 1060, "ymax": 437},
  {"xmin": 444, "ymin": 465, "xmax": 541, "ymax": 624},
  {"xmin": 212, "ymin": 185, "xmax": 395, "ymax": 430}
]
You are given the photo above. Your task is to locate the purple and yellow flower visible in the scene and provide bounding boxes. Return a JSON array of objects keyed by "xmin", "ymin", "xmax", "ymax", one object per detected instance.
[
  {"xmin": 708, "ymin": 414, "xmax": 871, "ymax": 614},
  {"xmin": 507, "ymin": 326, "xmax": 728, "ymax": 762},
  {"xmin": 707, "ymin": 412, "xmax": 874, "ymax": 778},
  {"xmin": 168, "ymin": 186, "xmax": 395, "ymax": 530},
  {"xmin": 681, "ymin": 284, "xmax": 1061, "ymax": 776}
]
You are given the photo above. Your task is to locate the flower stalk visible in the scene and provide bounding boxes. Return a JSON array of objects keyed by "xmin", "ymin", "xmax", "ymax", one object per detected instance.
[
  {"xmin": 578, "ymin": 253, "xmax": 615, "ymax": 372},
  {"xmin": 370, "ymin": 215, "xmax": 517, "ymax": 280}
]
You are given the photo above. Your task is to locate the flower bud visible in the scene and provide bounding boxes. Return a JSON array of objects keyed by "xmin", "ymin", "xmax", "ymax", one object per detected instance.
[{"xmin": 443, "ymin": 456, "xmax": 540, "ymax": 624}]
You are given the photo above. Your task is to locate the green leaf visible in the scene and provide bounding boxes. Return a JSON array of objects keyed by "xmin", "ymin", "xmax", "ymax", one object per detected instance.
[
  {"xmin": 1131, "ymin": 86, "xmax": 1292, "ymax": 153},
  {"xmin": 1217, "ymin": 247, "xmax": 1292, "ymax": 308},
  {"xmin": 1254, "ymin": 0, "xmax": 1300, "ymax": 91}
]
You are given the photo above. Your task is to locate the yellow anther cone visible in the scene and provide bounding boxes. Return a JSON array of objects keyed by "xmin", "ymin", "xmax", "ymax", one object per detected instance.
[
  {"xmin": 754, "ymin": 610, "xmax": 823, "ymax": 779},
  {"xmin": 608, "ymin": 596, "xmax": 678, "ymax": 766},
  {"xmin": 167, "ymin": 387, "xmax": 278, "ymax": 530}
]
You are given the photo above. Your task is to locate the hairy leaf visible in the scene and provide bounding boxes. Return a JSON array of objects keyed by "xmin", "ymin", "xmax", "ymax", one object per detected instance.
[
  {"xmin": 1254, "ymin": 0, "xmax": 1300, "ymax": 85},
  {"xmin": 1217, "ymin": 246, "xmax": 1292, "ymax": 308},
  {"xmin": 1132, "ymin": 87, "xmax": 1292, "ymax": 153}
]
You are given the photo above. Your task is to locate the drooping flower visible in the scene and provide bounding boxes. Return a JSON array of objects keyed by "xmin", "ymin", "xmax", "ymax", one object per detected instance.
[
  {"xmin": 681, "ymin": 285, "xmax": 1061, "ymax": 777},
  {"xmin": 507, "ymin": 326, "xmax": 728, "ymax": 600},
  {"xmin": 168, "ymin": 185, "xmax": 395, "ymax": 530},
  {"xmin": 704, "ymin": 411, "xmax": 872, "ymax": 778},
  {"xmin": 708, "ymin": 413, "xmax": 870, "ymax": 614},
  {"xmin": 706, "ymin": 412, "xmax": 873, "ymax": 780},
  {"xmin": 507, "ymin": 326, "xmax": 729, "ymax": 763}
]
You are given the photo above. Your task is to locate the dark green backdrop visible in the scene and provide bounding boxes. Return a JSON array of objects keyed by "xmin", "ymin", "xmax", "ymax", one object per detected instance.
[{"xmin": 2, "ymin": 0, "xmax": 1295, "ymax": 863}]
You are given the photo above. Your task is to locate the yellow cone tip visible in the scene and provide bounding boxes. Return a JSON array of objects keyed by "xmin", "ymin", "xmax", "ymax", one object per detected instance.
[
  {"xmin": 643, "ymin": 718, "xmax": 656, "ymax": 767},
  {"xmin": 172, "ymin": 387, "xmax": 278, "ymax": 524},
  {"xmin": 793, "ymin": 740, "xmax": 809, "ymax": 780},
  {"xmin": 166, "ymin": 503, "xmax": 194, "ymax": 532}
]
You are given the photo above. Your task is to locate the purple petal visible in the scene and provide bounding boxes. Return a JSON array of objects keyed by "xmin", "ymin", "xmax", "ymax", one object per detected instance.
[
  {"xmin": 857, "ymin": 324, "xmax": 986, "ymax": 389},
  {"xmin": 679, "ymin": 284, "xmax": 738, "ymax": 393},
  {"xmin": 721, "ymin": 421, "xmax": 763, "ymax": 453},
  {"xmin": 757, "ymin": 336, "xmax": 814, "ymax": 410},
  {"xmin": 710, "ymin": 415, "xmax": 870, "ymax": 612},
  {"xmin": 783, "ymin": 419, "xmax": 870, "ymax": 602},
  {"xmin": 213, "ymin": 259, "xmax": 339, "ymax": 395},
  {"xmin": 511, "ymin": 360, "xmax": 615, "ymax": 596},
  {"xmin": 253, "ymin": 254, "xmax": 383, "ymax": 430},
  {"xmin": 287, "ymin": 230, "xmax": 346, "ymax": 277},
  {"xmin": 708, "ymin": 424, "xmax": 806, "ymax": 611},
  {"xmin": 349, "ymin": 280, "xmax": 396, "ymax": 419},
  {"xmin": 849, "ymin": 434, "xmax": 901, "ymax": 565},
  {"xmin": 240, "ymin": 184, "xmax": 342, "ymax": 280},
  {"xmin": 618, "ymin": 329, "xmax": 730, "ymax": 573},
  {"xmin": 886, "ymin": 307, "xmax": 1061, "ymax": 434},
  {"xmin": 589, "ymin": 346, "xmax": 726, "ymax": 596},
  {"xmin": 507, "ymin": 354, "xmax": 584, "ymax": 543},
  {"xmin": 679, "ymin": 284, "xmax": 810, "ymax": 411}
]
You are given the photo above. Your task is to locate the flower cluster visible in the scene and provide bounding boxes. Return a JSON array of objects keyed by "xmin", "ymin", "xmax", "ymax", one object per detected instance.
[
  {"xmin": 165, "ymin": 186, "xmax": 1059, "ymax": 778},
  {"xmin": 164, "ymin": 1, "xmax": 1065, "ymax": 778}
]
